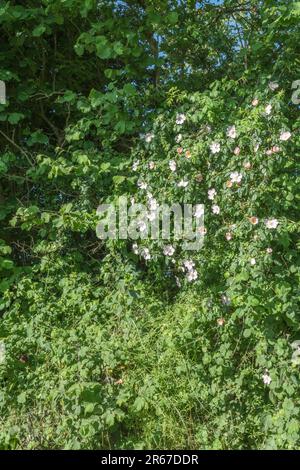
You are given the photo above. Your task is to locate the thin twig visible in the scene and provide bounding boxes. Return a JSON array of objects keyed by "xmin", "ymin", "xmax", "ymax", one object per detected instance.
[{"xmin": 0, "ymin": 129, "xmax": 34, "ymax": 167}]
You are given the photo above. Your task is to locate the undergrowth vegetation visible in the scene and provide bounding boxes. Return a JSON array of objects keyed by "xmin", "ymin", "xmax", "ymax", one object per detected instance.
[{"xmin": 0, "ymin": 0, "xmax": 300, "ymax": 449}]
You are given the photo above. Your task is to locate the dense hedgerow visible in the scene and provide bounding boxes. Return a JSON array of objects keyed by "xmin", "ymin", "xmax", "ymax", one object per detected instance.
[
  {"xmin": 1, "ymin": 77, "xmax": 300, "ymax": 449},
  {"xmin": 1, "ymin": 0, "xmax": 300, "ymax": 451}
]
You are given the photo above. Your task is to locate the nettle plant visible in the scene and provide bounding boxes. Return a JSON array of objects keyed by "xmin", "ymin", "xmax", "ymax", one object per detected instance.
[{"xmin": 124, "ymin": 78, "xmax": 299, "ymax": 299}]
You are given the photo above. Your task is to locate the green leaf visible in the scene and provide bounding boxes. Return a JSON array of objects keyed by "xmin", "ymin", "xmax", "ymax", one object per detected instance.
[
  {"xmin": 32, "ymin": 25, "xmax": 46, "ymax": 37},
  {"xmin": 100, "ymin": 162, "xmax": 111, "ymax": 171},
  {"xmin": 114, "ymin": 120, "xmax": 126, "ymax": 133},
  {"xmin": 0, "ymin": 259, "xmax": 14, "ymax": 270},
  {"xmin": 74, "ymin": 43, "xmax": 84, "ymax": 56},
  {"xmin": 113, "ymin": 42, "xmax": 124, "ymax": 55},
  {"xmin": 123, "ymin": 83, "xmax": 136, "ymax": 96},
  {"xmin": 113, "ymin": 175, "xmax": 125, "ymax": 185},
  {"xmin": 96, "ymin": 38, "xmax": 112, "ymax": 59},
  {"xmin": 41, "ymin": 212, "xmax": 50, "ymax": 223},
  {"xmin": 291, "ymin": 2, "xmax": 300, "ymax": 14},
  {"xmin": 17, "ymin": 392, "xmax": 27, "ymax": 404},
  {"xmin": 235, "ymin": 270, "xmax": 249, "ymax": 282},
  {"xmin": 27, "ymin": 130, "xmax": 49, "ymax": 146},
  {"xmin": 59, "ymin": 90, "xmax": 77, "ymax": 103},
  {"xmin": 243, "ymin": 329, "xmax": 252, "ymax": 338},
  {"xmin": 167, "ymin": 12, "xmax": 178, "ymax": 24},
  {"xmin": 8, "ymin": 113, "xmax": 24, "ymax": 124},
  {"xmin": 133, "ymin": 396, "xmax": 145, "ymax": 412}
]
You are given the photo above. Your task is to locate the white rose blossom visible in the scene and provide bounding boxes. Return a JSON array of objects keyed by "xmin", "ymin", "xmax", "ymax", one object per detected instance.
[
  {"xmin": 262, "ymin": 370, "xmax": 272, "ymax": 385},
  {"xmin": 186, "ymin": 270, "xmax": 198, "ymax": 282},
  {"xmin": 176, "ymin": 113, "xmax": 186, "ymax": 125},
  {"xmin": 208, "ymin": 188, "xmax": 217, "ymax": 200},
  {"xmin": 0, "ymin": 341, "xmax": 5, "ymax": 364},
  {"xmin": 141, "ymin": 248, "xmax": 151, "ymax": 260},
  {"xmin": 144, "ymin": 132, "xmax": 154, "ymax": 143},
  {"xmin": 137, "ymin": 180, "xmax": 148, "ymax": 190},
  {"xmin": 269, "ymin": 81, "xmax": 279, "ymax": 91},
  {"xmin": 194, "ymin": 204, "xmax": 204, "ymax": 218},
  {"xmin": 198, "ymin": 226, "xmax": 207, "ymax": 235},
  {"xmin": 177, "ymin": 179, "xmax": 189, "ymax": 188},
  {"xmin": 230, "ymin": 172, "xmax": 243, "ymax": 183},
  {"xmin": 169, "ymin": 160, "xmax": 177, "ymax": 172},
  {"xmin": 265, "ymin": 104, "xmax": 272, "ymax": 115},
  {"xmin": 265, "ymin": 218, "xmax": 279, "ymax": 229},
  {"xmin": 210, "ymin": 141, "xmax": 221, "ymax": 154},
  {"xmin": 183, "ymin": 260, "xmax": 195, "ymax": 271},
  {"xmin": 227, "ymin": 125, "xmax": 237, "ymax": 139},
  {"xmin": 254, "ymin": 142, "xmax": 260, "ymax": 152},
  {"xmin": 212, "ymin": 204, "xmax": 220, "ymax": 215},
  {"xmin": 221, "ymin": 294, "xmax": 231, "ymax": 305},
  {"xmin": 132, "ymin": 160, "xmax": 139, "ymax": 171},
  {"xmin": 163, "ymin": 245, "xmax": 175, "ymax": 256},
  {"xmin": 132, "ymin": 243, "xmax": 139, "ymax": 254},
  {"xmin": 183, "ymin": 260, "xmax": 198, "ymax": 282},
  {"xmin": 279, "ymin": 131, "xmax": 291, "ymax": 141}
]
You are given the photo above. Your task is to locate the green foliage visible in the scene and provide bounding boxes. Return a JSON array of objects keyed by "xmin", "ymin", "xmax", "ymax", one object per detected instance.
[{"xmin": 0, "ymin": 0, "xmax": 300, "ymax": 450}]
